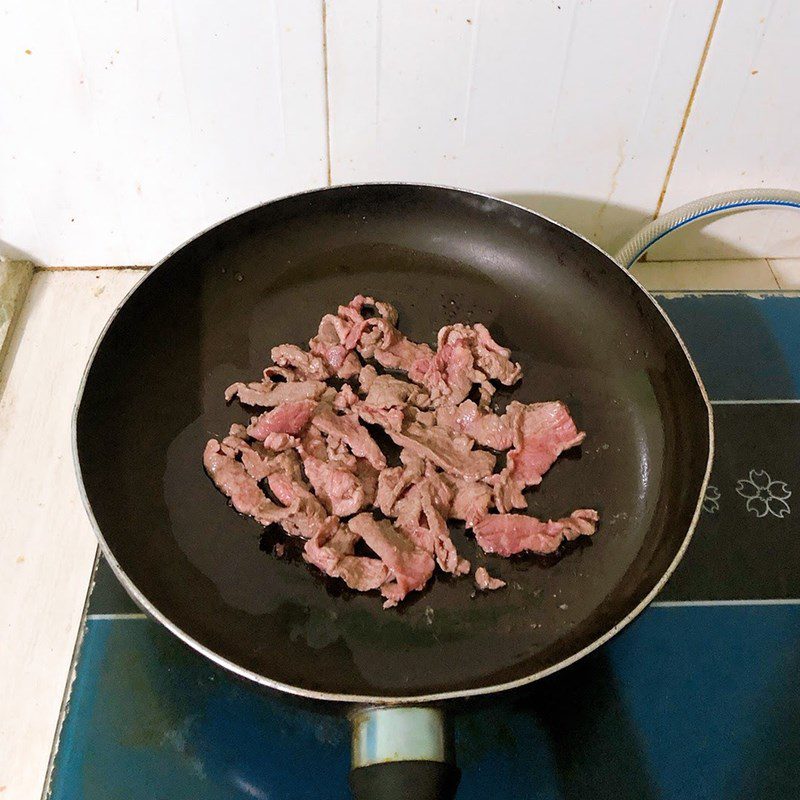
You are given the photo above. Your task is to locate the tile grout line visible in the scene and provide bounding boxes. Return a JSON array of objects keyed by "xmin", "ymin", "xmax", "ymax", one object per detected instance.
[
  {"xmin": 653, "ymin": 599, "xmax": 800, "ymax": 607},
  {"xmin": 711, "ymin": 399, "xmax": 800, "ymax": 404},
  {"xmin": 321, "ymin": 0, "xmax": 333, "ymax": 187},
  {"xmin": 655, "ymin": 289, "xmax": 800, "ymax": 296},
  {"xmin": 652, "ymin": 0, "xmax": 725, "ymax": 221},
  {"xmin": 765, "ymin": 257, "xmax": 784, "ymax": 289},
  {"xmin": 34, "ymin": 265, "xmax": 150, "ymax": 272}
]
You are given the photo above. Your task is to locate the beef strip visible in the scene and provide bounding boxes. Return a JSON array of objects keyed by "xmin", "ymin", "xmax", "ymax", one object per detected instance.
[
  {"xmin": 473, "ymin": 509, "xmax": 599, "ymax": 556},
  {"xmin": 387, "ymin": 421, "xmax": 495, "ymax": 480},
  {"xmin": 309, "ymin": 313, "xmax": 363, "ymax": 379},
  {"xmin": 375, "ymin": 461, "xmax": 420, "ymax": 516},
  {"xmin": 436, "ymin": 400, "xmax": 517, "ymax": 451},
  {"xmin": 394, "ymin": 478, "xmax": 469, "ymax": 575},
  {"xmin": 439, "ymin": 323, "xmax": 522, "ymax": 386},
  {"xmin": 363, "ymin": 370, "xmax": 428, "ymax": 410},
  {"xmin": 353, "ymin": 403, "xmax": 405, "ymax": 431},
  {"xmin": 356, "ymin": 316, "xmax": 435, "ymax": 372},
  {"xmin": 246, "ymin": 449, "xmax": 302, "ymax": 483},
  {"xmin": 246, "ymin": 399, "xmax": 317, "ymax": 440},
  {"xmin": 334, "ymin": 383, "xmax": 359, "ymax": 411},
  {"xmin": 257, "ymin": 432, "xmax": 301, "ymax": 452},
  {"xmin": 349, "ymin": 294, "xmax": 399, "ymax": 325},
  {"xmin": 203, "ymin": 439, "xmax": 295, "ymax": 526},
  {"xmin": 353, "ymin": 458, "xmax": 379, "ymax": 507},
  {"xmin": 225, "ymin": 378, "xmax": 326, "ymax": 407},
  {"xmin": 303, "ymin": 523, "xmax": 389, "ymax": 592},
  {"xmin": 223, "ymin": 426, "xmax": 303, "ymax": 482},
  {"xmin": 312, "ymin": 405, "xmax": 387, "ymax": 470},
  {"xmin": 399, "ymin": 323, "xmax": 520, "ymax": 408},
  {"xmin": 303, "ymin": 455, "xmax": 371, "ymax": 517},
  {"xmin": 446, "ymin": 476, "xmax": 493, "ymax": 528},
  {"xmin": 271, "ymin": 344, "xmax": 331, "ymax": 381},
  {"xmin": 474, "ymin": 566, "xmax": 506, "ymax": 591},
  {"xmin": 490, "ymin": 401, "xmax": 586, "ymax": 512},
  {"xmin": 348, "ymin": 513, "xmax": 435, "ymax": 608},
  {"xmin": 407, "ymin": 337, "xmax": 478, "ymax": 406},
  {"xmin": 266, "ymin": 473, "xmax": 330, "ymax": 539}
]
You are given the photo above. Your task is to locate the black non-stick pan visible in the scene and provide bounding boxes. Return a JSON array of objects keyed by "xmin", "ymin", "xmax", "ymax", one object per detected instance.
[{"xmin": 74, "ymin": 184, "xmax": 712, "ymax": 799}]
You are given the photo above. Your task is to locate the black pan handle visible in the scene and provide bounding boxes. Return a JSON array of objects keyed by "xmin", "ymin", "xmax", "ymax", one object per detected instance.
[{"xmin": 349, "ymin": 707, "xmax": 459, "ymax": 800}]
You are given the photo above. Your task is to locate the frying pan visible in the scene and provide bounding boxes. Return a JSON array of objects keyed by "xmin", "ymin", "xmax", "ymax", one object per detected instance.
[{"xmin": 74, "ymin": 184, "xmax": 712, "ymax": 799}]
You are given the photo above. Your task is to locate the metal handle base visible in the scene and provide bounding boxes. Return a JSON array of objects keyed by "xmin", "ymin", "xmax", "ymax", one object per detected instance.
[{"xmin": 349, "ymin": 706, "xmax": 458, "ymax": 800}]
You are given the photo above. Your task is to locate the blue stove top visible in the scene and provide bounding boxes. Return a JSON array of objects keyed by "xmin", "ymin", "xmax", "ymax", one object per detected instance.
[{"xmin": 49, "ymin": 293, "xmax": 800, "ymax": 800}]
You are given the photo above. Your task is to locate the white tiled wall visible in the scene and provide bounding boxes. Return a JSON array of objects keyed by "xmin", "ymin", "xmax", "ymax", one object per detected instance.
[
  {"xmin": 326, "ymin": 0, "xmax": 717, "ymax": 254},
  {"xmin": 1, "ymin": 0, "xmax": 799, "ymax": 266},
  {"xmin": 0, "ymin": 0, "xmax": 328, "ymax": 266},
  {"xmin": 649, "ymin": 0, "xmax": 800, "ymax": 261}
]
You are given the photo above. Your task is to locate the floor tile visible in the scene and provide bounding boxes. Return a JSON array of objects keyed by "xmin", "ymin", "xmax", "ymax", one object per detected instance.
[
  {"xmin": 768, "ymin": 258, "xmax": 800, "ymax": 290},
  {"xmin": 0, "ymin": 269, "xmax": 143, "ymax": 800},
  {"xmin": 632, "ymin": 259, "xmax": 779, "ymax": 291}
]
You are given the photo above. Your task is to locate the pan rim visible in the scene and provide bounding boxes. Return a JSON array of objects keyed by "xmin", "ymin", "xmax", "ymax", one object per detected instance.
[{"xmin": 71, "ymin": 181, "xmax": 715, "ymax": 704}]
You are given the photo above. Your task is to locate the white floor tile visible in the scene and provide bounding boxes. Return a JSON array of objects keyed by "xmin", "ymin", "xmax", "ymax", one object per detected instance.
[
  {"xmin": 768, "ymin": 258, "xmax": 800, "ymax": 290},
  {"xmin": 631, "ymin": 259, "xmax": 779, "ymax": 291},
  {"xmin": 0, "ymin": 269, "xmax": 143, "ymax": 800}
]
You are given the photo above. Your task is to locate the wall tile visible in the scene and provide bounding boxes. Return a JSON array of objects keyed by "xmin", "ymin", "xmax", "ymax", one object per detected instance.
[
  {"xmin": 0, "ymin": 1, "xmax": 328, "ymax": 266},
  {"xmin": 651, "ymin": 0, "xmax": 800, "ymax": 260},
  {"xmin": 326, "ymin": 0, "xmax": 717, "ymax": 253}
]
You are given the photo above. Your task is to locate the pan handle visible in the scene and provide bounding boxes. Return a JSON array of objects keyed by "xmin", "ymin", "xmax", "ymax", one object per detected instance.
[{"xmin": 349, "ymin": 706, "xmax": 459, "ymax": 800}]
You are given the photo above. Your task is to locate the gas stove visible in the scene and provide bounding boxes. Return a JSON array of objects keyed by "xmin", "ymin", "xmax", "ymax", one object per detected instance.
[{"xmin": 48, "ymin": 292, "xmax": 800, "ymax": 800}]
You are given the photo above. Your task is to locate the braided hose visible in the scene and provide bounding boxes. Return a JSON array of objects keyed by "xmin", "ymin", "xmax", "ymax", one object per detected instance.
[{"xmin": 614, "ymin": 188, "xmax": 800, "ymax": 268}]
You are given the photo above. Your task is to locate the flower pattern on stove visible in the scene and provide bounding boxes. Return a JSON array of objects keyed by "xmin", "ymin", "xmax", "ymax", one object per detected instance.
[
  {"xmin": 702, "ymin": 485, "xmax": 721, "ymax": 514},
  {"xmin": 736, "ymin": 470, "xmax": 791, "ymax": 518}
]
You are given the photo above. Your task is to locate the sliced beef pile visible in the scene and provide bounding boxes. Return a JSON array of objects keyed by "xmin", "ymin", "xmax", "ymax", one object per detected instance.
[{"xmin": 204, "ymin": 295, "xmax": 598, "ymax": 608}]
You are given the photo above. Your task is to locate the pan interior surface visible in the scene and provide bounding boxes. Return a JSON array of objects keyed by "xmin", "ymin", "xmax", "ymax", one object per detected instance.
[{"xmin": 76, "ymin": 185, "xmax": 710, "ymax": 700}]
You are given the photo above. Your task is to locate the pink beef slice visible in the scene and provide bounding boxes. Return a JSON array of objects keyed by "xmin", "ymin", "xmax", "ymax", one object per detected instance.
[
  {"xmin": 203, "ymin": 439, "xmax": 295, "ymax": 526},
  {"xmin": 349, "ymin": 294, "xmax": 399, "ymax": 325},
  {"xmin": 436, "ymin": 401, "xmax": 518, "ymax": 451},
  {"xmin": 266, "ymin": 473, "xmax": 330, "ymax": 539},
  {"xmin": 324, "ymin": 435, "xmax": 358, "ymax": 471},
  {"xmin": 246, "ymin": 399, "xmax": 317, "ymax": 440},
  {"xmin": 303, "ymin": 523, "xmax": 389, "ymax": 592},
  {"xmin": 474, "ymin": 566, "xmax": 506, "ymax": 591},
  {"xmin": 298, "ymin": 424, "xmax": 329, "ymax": 461},
  {"xmin": 473, "ymin": 509, "xmax": 599, "ymax": 557},
  {"xmin": 312, "ymin": 405, "xmax": 387, "ymax": 470},
  {"xmin": 407, "ymin": 337, "xmax": 478, "ymax": 406},
  {"xmin": 225, "ymin": 377, "xmax": 326, "ymax": 407},
  {"xmin": 363, "ymin": 371, "xmax": 425, "ymax": 409},
  {"xmin": 258, "ymin": 432, "xmax": 301, "ymax": 452},
  {"xmin": 222, "ymin": 425, "xmax": 303, "ymax": 482},
  {"xmin": 334, "ymin": 383, "xmax": 359, "ymax": 411},
  {"xmin": 439, "ymin": 323, "xmax": 522, "ymax": 386},
  {"xmin": 490, "ymin": 401, "xmax": 586, "ymax": 512},
  {"xmin": 387, "ymin": 421, "xmax": 495, "ymax": 481},
  {"xmin": 395, "ymin": 479, "xmax": 469, "ymax": 576},
  {"xmin": 348, "ymin": 513, "xmax": 435, "ymax": 608},
  {"xmin": 354, "ymin": 458, "xmax": 379, "ymax": 507},
  {"xmin": 245, "ymin": 448, "xmax": 303, "ymax": 483},
  {"xmin": 309, "ymin": 313, "xmax": 363, "ymax": 379},
  {"xmin": 302, "ymin": 455, "xmax": 371, "ymax": 517},
  {"xmin": 447, "ymin": 477, "xmax": 493, "ymax": 528},
  {"xmin": 271, "ymin": 344, "xmax": 331, "ymax": 381},
  {"xmin": 353, "ymin": 403, "xmax": 405, "ymax": 432},
  {"xmin": 375, "ymin": 460, "xmax": 422, "ymax": 517},
  {"xmin": 356, "ymin": 315, "xmax": 435, "ymax": 372}
]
